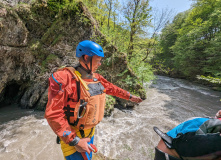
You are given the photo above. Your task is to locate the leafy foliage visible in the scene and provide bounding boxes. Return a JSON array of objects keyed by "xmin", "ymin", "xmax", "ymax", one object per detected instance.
[
  {"xmin": 153, "ymin": 0, "xmax": 221, "ymax": 83},
  {"xmin": 197, "ymin": 75, "xmax": 221, "ymax": 84},
  {"xmin": 151, "ymin": 12, "xmax": 188, "ymax": 74},
  {"xmin": 82, "ymin": 0, "xmax": 155, "ymax": 85},
  {"xmin": 123, "ymin": 0, "xmax": 152, "ymax": 60}
]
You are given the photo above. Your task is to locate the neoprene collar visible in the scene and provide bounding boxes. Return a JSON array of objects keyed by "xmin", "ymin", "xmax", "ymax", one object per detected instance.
[{"xmin": 76, "ymin": 64, "xmax": 93, "ymax": 79}]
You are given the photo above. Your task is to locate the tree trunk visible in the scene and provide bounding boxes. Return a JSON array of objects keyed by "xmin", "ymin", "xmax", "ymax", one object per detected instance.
[
  {"xmin": 128, "ymin": 31, "xmax": 134, "ymax": 60},
  {"xmin": 127, "ymin": 0, "xmax": 138, "ymax": 61},
  {"xmin": 108, "ymin": 9, "xmax": 111, "ymax": 29}
]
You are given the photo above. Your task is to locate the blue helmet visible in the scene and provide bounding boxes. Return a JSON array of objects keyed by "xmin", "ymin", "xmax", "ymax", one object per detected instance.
[{"xmin": 76, "ymin": 40, "xmax": 104, "ymax": 58}]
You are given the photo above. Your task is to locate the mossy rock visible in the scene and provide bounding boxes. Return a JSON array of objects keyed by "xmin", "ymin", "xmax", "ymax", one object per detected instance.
[{"xmin": 104, "ymin": 95, "xmax": 116, "ymax": 116}]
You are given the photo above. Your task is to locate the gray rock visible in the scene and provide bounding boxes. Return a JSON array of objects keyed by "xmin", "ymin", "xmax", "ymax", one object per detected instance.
[
  {"xmin": 0, "ymin": 1, "xmax": 145, "ymax": 111},
  {"xmin": 0, "ymin": 0, "xmax": 33, "ymax": 7},
  {"xmin": 0, "ymin": 6, "xmax": 28, "ymax": 47},
  {"xmin": 35, "ymin": 87, "xmax": 48, "ymax": 110}
]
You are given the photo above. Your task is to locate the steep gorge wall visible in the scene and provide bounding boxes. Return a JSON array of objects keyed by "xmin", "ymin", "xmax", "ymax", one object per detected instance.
[{"xmin": 0, "ymin": 0, "xmax": 146, "ymax": 112}]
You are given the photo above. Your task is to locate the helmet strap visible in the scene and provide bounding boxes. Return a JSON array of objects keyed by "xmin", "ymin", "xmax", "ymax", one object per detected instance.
[
  {"xmin": 80, "ymin": 56, "xmax": 92, "ymax": 74},
  {"xmin": 90, "ymin": 57, "xmax": 92, "ymax": 72}
]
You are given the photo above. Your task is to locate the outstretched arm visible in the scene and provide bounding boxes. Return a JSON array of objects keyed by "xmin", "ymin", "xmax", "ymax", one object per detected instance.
[
  {"xmin": 129, "ymin": 94, "xmax": 143, "ymax": 103},
  {"xmin": 96, "ymin": 74, "xmax": 142, "ymax": 103}
]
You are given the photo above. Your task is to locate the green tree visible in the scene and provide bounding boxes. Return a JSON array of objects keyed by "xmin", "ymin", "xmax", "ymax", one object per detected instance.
[
  {"xmin": 81, "ymin": 0, "xmax": 155, "ymax": 84},
  {"xmin": 122, "ymin": 0, "xmax": 152, "ymax": 60},
  {"xmin": 105, "ymin": 0, "xmax": 113, "ymax": 29},
  {"xmin": 171, "ymin": 0, "xmax": 220, "ymax": 78},
  {"xmin": 142, "ymin": 8, "xmax": 175, "ymax": 61},
  {"xmin": 151, "ymin": 12, "xmax": 188, "ymax": 74}
]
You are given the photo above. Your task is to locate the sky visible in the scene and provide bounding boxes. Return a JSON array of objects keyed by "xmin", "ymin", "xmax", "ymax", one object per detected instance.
[
  {"xmin": 149, "ymin": 0, "xmax": 193, "ymax": 15},
  {"xmin": 118, "ymin": 0, "xmax": 194, "ymax": 35},
  {"xmin": 147, "ymin": 0, "xmax": 193, "ymax": 35}
]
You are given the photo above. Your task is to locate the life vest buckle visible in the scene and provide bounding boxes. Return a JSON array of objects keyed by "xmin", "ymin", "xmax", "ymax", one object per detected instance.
[{"xmin": 77, "ymin": 102, "xmax": 88, "ymax": 119}]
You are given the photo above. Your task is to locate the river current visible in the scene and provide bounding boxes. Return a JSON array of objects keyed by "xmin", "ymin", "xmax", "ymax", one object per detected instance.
[{"xmin": 0, "ymin": 76, "xmax": 220, "ymax": 160}]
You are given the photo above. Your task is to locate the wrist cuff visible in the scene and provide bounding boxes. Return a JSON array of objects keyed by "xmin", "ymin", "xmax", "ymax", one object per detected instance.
[
  {"xmin": 129, "ymin": 94, "xmax": 132, "ymax": 99},
  {"xmin": 69, "ymin": 136, "xmax": 80, "ymax": 146}
]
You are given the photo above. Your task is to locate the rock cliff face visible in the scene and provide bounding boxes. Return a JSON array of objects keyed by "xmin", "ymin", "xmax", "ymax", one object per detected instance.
[{"xmin": 0, "ymin": 0, "xmax": 146, "ymax": 112}]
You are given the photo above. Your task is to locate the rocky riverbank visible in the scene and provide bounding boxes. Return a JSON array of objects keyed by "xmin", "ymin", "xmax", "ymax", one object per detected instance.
[{"xmin": 0, "ymin": 0, "xmax": 146, "ymax": 114}]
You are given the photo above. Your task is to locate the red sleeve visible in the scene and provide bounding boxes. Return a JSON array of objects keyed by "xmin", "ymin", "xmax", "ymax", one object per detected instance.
[
  {"xmin": 96, "ymin": 73, "xmax": 130, "ymax": 100},
  {"xmin": 44, "ymin": 70, "xmax": 77, "ymax": 144}
]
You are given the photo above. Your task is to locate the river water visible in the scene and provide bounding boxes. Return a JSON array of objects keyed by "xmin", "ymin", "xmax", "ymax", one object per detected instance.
[{"xmin": 0, "ymin": 76, "xmax": 220, "ymax": 160}]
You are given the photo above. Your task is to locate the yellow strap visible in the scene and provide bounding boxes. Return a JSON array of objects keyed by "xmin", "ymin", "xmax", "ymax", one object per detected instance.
[
  {"xmin": 58, "ymin": 67, "xmax": 89, "ymax": 91},
  {"xmin": 74, "ymin": 71, "xmax": 89, "ymax": 91},
  {"xmin": 60, "ymin": 127, "xmax": 95, "ymax": 157}
]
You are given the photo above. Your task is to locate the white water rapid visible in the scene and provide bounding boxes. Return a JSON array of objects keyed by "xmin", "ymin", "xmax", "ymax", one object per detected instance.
[{"xmin": 0, "ymin": 76, "xmax": 220, "ymax": 160}]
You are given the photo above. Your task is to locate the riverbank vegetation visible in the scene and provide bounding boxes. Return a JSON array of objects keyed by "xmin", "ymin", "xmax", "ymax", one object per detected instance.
[
  {"xmin": 79, "ymin": 0, "xmax": 155, "ymax": 86},
  {"xmin": 78, "ymin": 0, "xmax": 220, "ymax": 90},
  {"xmin": 46, "ymin": 0, "xmax": 152, "ymax": 97},
  {"xmin": 14, "ymin": 0, "xmax": 221, "ymax": 91},
  {"xmin": 151, "ymin": 0, "xmax": 221, "ymax": 90}
]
